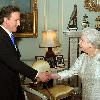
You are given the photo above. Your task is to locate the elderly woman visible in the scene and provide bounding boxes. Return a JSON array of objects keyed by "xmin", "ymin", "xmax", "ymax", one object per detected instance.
[{"xmin": 49, "ymin": 27, "xmax": 100, "ymax": 100}]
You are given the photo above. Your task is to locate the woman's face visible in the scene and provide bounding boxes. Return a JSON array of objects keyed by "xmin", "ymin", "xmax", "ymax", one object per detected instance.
[{"xmin": 79, "ymin": 35, "xmax": 91, "ymax": 53}]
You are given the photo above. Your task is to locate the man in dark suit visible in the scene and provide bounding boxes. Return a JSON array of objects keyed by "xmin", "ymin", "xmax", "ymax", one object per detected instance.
[{"xmin": 0, "ymin": 5, "xmax": 49, "ymax": 100}]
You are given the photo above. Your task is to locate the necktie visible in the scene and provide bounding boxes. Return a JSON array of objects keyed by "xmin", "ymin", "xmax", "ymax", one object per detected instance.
[
  {"xmin": 11, "ymin": 34, "xmax": 17, "ymax": 50},
  {"xmin": 11, "ymin": 34, "xmax": 15, "ymax": 45}
]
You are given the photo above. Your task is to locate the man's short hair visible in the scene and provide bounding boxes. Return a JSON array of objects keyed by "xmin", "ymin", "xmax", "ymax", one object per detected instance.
[{"xmin": 0, "ymin": 5, "xmax": 20, "ymax": 24}]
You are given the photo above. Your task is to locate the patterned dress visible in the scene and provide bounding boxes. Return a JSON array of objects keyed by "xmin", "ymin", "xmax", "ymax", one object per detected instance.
[{"xmin": 58, "ymin": 53, "xmax": 100, "ymax": 100}]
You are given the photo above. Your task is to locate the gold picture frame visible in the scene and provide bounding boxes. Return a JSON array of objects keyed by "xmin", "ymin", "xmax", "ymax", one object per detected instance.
[
  {"xmin": 84, "ymin": 0, "xmax": 100, "ymax": 12},
  {"xmin": 35, "ymin": 56, "xmax": 45, "ymax": 61},
  {"xmin": 55, "ymin": 55, "xmax": 65, "ymax": 67},
  {"xmin": 13, "ymin": 0, "xmax": 38, "ymax": 38}
]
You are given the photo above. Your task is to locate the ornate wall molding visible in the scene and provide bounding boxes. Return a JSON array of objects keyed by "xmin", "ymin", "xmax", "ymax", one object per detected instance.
[{"xmin": 84, "ymin": 0, "xmax": 100, "ymax": 12}]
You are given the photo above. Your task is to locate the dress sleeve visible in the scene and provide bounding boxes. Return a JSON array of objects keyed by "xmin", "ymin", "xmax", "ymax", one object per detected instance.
[{"xmin": 58, "ymin": 53, "xmax": 85, "ymax": 79}]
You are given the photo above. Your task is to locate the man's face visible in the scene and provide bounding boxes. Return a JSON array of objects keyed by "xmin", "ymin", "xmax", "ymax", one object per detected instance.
[{"xmin": 5, "ymin": 12, "xmax": 20, "ymax": 32}]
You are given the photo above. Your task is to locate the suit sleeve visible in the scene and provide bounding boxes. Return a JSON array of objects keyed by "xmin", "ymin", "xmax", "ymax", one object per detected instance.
[{"xmin": 0, "ymin": 33, "xmax": 38, "ymax": 81}]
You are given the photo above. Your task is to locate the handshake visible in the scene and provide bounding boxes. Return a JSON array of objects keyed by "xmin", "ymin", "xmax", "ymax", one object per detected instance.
[
  {"xmin": 32, "ymin": 60, "xmax": 61, "ymax": 82},
  {"xmin": 36, "ymin": 72, "xmax": 60, "ymax": 82}
]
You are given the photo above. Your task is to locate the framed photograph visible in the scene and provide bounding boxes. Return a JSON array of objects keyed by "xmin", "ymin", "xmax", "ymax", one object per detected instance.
[
  {"xmin": 0, "ymin": 0, "xmax": 38, "ymax": 38},
  {"xmin": 35, "ymin": 56, "xmax": 45, "ymax": 61},
  {"xmin": 55, "ymin": 55, "xmax": 65, "ymax": 67}
]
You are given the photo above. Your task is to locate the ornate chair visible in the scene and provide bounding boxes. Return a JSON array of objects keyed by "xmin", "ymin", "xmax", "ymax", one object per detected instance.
[
  {"xmin": 43, "ymin": 84, "xmax": 75, "ymax": 100},
  {"xmin": 22, "ymin": 85, "xmax": 48, "ymax": 100},
  {"xmin": 22, "ymin": 83, "xmax": 75, "ymax": 100},
  {"xmin": 22, "ymin": 60, "xmax": 75, "ymax": 100}
]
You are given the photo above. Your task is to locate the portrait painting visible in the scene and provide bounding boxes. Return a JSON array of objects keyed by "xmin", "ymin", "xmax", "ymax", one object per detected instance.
[{"xmin": 0, "ymin": 0, "xmax": 38, "ymax": 38}]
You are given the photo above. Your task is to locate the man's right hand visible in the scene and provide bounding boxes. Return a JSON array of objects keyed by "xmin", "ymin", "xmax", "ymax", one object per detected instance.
[{"xmin": 36, "ymin": 72, "xmax": 50, "ymax": 82}]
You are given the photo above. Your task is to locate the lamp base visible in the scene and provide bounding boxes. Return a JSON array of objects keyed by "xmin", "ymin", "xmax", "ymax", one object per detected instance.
[{"xmin": 45, "ymin": 47, "xmax": 56, "ymax": 68}]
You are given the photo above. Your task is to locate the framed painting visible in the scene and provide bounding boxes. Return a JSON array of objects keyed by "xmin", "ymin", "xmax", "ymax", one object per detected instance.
[{"xmin": 0, "ymin": 0, "xmax": 38, "ymax": 38}]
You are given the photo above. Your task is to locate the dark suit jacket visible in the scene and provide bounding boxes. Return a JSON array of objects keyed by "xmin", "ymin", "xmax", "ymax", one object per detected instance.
[{"xmin": 0, "ymin": 26, "xmax": 38, "ymax": 100}]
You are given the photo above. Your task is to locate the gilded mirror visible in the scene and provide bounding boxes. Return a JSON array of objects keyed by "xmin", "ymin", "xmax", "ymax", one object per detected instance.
[{"xmin": 84, "ymin": 0, "xmax": 100, "ymax": 12}]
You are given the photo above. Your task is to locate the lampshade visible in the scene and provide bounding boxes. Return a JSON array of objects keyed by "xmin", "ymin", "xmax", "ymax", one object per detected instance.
[{"xmin": 40, "ymin": 30, "xmax": 61, "ymax": 47}]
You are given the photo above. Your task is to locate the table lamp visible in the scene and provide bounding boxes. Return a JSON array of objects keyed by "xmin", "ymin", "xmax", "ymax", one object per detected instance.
[{"xmin": 39, "ymin": 30, "xmax": 61, "ymax": 68}]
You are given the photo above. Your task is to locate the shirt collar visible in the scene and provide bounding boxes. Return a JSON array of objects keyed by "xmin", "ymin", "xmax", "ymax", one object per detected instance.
[{"xmin": 0, "ymin": 25, "xmax": 12, "ymax": 38}]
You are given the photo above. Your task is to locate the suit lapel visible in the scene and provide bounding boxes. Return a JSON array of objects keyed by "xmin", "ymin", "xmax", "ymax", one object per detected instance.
[{"xmin": 0, "ymin": 26, "xmax": 21, "ymax": 58}]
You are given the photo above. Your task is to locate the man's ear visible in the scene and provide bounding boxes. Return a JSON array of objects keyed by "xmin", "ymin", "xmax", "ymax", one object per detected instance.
[{"xmin": 4, "ymin": 17, "xmax": 8, "ymax": 23}]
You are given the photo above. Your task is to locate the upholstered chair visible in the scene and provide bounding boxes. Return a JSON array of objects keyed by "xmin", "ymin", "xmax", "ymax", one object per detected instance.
[{"xmin": 22, "ymin": 60, "xmax": 75, "ymax": 100}]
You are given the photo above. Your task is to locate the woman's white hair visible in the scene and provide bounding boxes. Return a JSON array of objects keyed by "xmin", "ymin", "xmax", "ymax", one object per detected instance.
[{"xmin": 82, "ymin": 27, "xmax": 100, "ymax": 49}]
